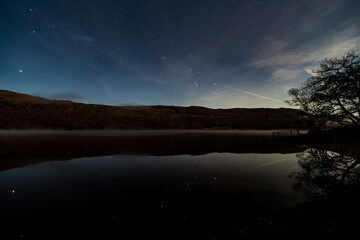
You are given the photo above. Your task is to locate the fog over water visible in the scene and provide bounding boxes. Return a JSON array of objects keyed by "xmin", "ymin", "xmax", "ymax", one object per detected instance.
[{"xmin": 0, "ymin": 129, "xmax": 289, "ymax": 136}]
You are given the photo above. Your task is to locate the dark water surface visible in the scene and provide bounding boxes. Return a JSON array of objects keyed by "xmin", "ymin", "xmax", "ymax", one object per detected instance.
[{"xmin": 0, "ymin": 131, "xmax": 313, "ymax": 239}]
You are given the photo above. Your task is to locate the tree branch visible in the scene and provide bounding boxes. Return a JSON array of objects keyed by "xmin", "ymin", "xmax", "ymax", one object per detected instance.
[{"xmin": 336, "ymin": 98, "xmax": 360, "ymax": 123}]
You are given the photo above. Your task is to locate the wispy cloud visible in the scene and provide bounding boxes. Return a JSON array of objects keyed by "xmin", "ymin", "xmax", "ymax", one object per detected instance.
[
  {"xmin": 269, "ymin": 68, "xmax": 303, "ymax": 83},
  {"xmin": 303, "ymin": 67, "xmax": 320, "ymax": 77},
  {"xmin": 251, "ymin": 25, "xmax": 360, "ymax": 68},
  {"xmin": 73, "ymin": 35, "xmax": 95, "ymax": 44},
  {"xmin": 34, "ymin": 92, "xmax": 83, "ymax": 101},
  {"xmin": 100, "ymin": 81, "xmax": 114, "ymax": 98},
  {"xmin": 116, "ymin": 102, "xmax": 140, "ymax": 106}
]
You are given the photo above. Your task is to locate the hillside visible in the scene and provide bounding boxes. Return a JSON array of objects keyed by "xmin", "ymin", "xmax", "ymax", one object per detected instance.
[{"xmin": 0, "ymin": 90, "xmax": 310, "ymax": 129}]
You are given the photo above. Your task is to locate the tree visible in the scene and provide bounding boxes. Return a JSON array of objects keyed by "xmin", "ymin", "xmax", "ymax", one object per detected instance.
[{"xmin": 287, "ymin": 50, "xmax": 360, "ymax": 130}]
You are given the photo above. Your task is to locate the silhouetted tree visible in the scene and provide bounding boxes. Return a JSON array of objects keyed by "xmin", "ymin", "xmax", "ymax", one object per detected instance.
[{"xmin": 287, "ymin": 50, "xmax": 360, "ymax": 130}]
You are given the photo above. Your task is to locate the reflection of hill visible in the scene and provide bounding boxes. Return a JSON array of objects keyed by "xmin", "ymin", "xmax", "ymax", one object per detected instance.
[
  {"xmin": 0, "ymin": 133, "xmax": 305, "ymax": 171},
  {"xmin": 0, "ymin": 90, "xmax": 310, "ymax": 129}
]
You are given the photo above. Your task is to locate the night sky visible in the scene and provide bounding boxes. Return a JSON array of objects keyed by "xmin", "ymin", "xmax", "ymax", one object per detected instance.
[{"xmin": 1, "ymin": 0, "xmax": 359, "ymax": 108}]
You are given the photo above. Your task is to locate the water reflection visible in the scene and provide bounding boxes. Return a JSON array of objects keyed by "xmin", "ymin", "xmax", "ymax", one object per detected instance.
[
  {"xmin": 229, "ymin": 149, "xmax": 360, "ymax": 239},
  {"xmin": 4, "ymin": 132, "xmax": 359, "ymax": 238},
  {"xmin": 0, "ymin": 131, "xmax": 304, "ymax": 171},
  {"xmin": 292, "ymin": 148, "xmax": 360, "ymax": 198},
  {"xmin": 0, "ymin": 132, "xmax": 307, "ymax": 239}
]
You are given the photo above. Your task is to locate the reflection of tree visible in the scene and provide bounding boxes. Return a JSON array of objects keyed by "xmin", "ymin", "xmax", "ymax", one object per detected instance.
[{"xmin": 292, "ymin": 148, "xmax": 360, "ymax": 198}]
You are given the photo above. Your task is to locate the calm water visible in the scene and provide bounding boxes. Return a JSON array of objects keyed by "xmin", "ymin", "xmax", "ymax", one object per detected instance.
[{"xmin": 0, "ymin": 131, "xmax": 310, "ymax": 239}]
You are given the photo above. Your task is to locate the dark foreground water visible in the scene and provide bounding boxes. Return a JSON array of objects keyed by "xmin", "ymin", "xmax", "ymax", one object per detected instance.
[{"xmin": 0, "ymin": 131, "xmax": 359, "ymax": 239}]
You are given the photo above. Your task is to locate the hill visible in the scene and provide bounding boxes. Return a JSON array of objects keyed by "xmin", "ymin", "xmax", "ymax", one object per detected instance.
[{"xmin": 0, "ymin": 90, "xmax": 310, "ymax": 129}]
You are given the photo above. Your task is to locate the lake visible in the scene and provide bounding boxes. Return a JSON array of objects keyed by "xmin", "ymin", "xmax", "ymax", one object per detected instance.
[{"xmin": 0, "ymin": 130, "xmax": 348, "ymax": 239}]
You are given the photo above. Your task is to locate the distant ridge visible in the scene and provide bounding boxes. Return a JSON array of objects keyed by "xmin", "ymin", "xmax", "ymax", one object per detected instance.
[{"xmin": 0, "ymin": 90, "xmax": 310, "ymax": 129}]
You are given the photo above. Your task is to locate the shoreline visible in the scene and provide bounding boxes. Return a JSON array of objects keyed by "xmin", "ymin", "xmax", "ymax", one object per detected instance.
[
  {"xmin": 0, "ymin": 129, "xmax": 303, "ymax": 136},
  {"xmin": 287, "ymin": 127, "xmax": 360, "ymax": 159}
]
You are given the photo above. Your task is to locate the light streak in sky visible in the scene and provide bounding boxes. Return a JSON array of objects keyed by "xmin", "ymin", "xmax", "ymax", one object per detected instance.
[{"xmin": 224, "ymin": 86, "xmax": 284, "ymax": 103}]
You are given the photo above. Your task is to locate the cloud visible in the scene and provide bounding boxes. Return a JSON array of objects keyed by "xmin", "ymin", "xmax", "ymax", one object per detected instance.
[
  {"xmin": 281, "ymin": 84, "xmax": 296, "ymax": 94},
  {"xmin": 269, "ymin": 68, "xmax": 303, "ymax": 83},
  {"xmin": 251, "ymin": 25, "xmax": 360, "ymax": 68},
  {"xmin": 100, "ymin": 81, "xmax": 114, "ymax": 98},
  {"xmin": 116, "ymin": 102, "xmax": 140, "ymax": 106},
  {"xmin": 303, "ymin": 67, "xmax": 320, "ymax": 77},
  {"xmin": 73, "ymin": 35, "xmax": 95, "ymax": 43},
  {"xmin": 267, "ymin": 39, "xmax": 289, "ymax": 51},
  {"xmin": 34, "ymin": 92, "xmax": 83, "ymax": 101}
]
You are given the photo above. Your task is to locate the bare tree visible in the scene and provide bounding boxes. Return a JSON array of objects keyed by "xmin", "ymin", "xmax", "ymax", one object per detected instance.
[{"xmin": 287, "ymin": 50, "xmax": 360, "ymax": 130}]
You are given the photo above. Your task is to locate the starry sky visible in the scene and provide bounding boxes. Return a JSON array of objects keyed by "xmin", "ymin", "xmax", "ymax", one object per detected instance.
[{"xmin": 1, "ymin": 0, "xmax": 360, "ymax": 108}]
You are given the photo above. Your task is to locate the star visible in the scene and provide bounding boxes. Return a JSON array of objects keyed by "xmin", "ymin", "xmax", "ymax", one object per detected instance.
[{"xmin": 19, "ymin": 69, "xmax": 23, "ymax": 73}]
